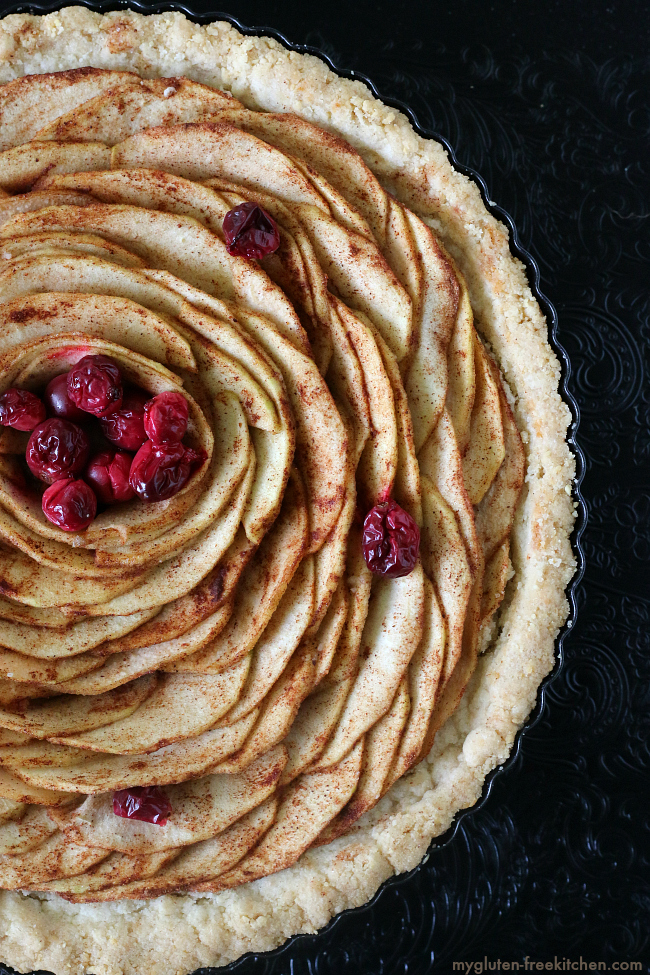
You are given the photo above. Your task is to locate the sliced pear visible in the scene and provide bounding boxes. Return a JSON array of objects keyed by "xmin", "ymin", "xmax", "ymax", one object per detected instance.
[
  {"xmin": 52, "ymin": 664, "xmax": 249, "ymax": 755},
  {"xmin": 0, "ymin": 190, "xmax": 95, "ymax": 228},
  {"xmin": 318, "ymin": 679, "xmax": 410, "ymax": 843},
  {"xmin": 0, "ymin": 805, "xmax": 58, "ymax": 856},
  {"xmin": 0, "ymin": 142, "xmax": 110, "ymax": 192},
  {"xmin": 0, "ymin": 284, "xmax": 196, "ymax": 371},
  {"xmin": 480, "ymin": 539, "xmax": 511, "ymax": 626},
  {"xmin": 61, "ymin": 747, "xmax": 285, "ymax": 853},
  {"xmin": 475, "ymin": 377, "xmax": 526, "ymax": 561},
  {"xmin": 112, "ymin": 122, "xmax": 329, "ymax": 210},
  {"xmin": 0, "ymin": 68, "xmax": 144, "ymax": 150},
  {"xmin": 445, "ymin": 271, "xmax": 476, "ymax": 454},
  {"xmin": 65, "ymin": 799, "xmax": 276, "ymax": 901},
  {"xmin": 0, "ymin": 831, "xmax": 108, "ymax": 888},
  {"xmin": 6, "ymin": 710, "xmax": 258, "ymax": 793},
  {"xmin": 462, "ymin": 335, "xmax": 506, "ymax": 505},
  {"xmin": 217, "ymin": 555, "xmax": 314, "ymax": 724},
  {"xmin": 0, "ymin": 231, "xmax": 145, "ymax": 267},
  {"xmin": 420, "ymin": 475, "xmax": 472, "ymax": 686},
  {"xmin": 202, "ymin": 741, "xmax": 362, "ymax": 892},
  {"xmin": 35, "ymin": 849, "xmax": 178, "ymax": 898},
  {"xmin": 314, "ymin": 566, "xmax": 425, "ymax": 768},
  {"xmin": 33, "ymin": 77, "xmax": 240, "ymax": 145},
  {"xmin": 384, "ymin": 576, "xmax": 445, "ymax": 788},
  {"xmin": 0, "ymin": 674, "xmax": 156, "ymax": 738}
]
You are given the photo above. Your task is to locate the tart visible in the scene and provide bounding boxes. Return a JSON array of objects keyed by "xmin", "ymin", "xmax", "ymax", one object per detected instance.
[{"xmin": 0, "ymin": 9, "xmax": 576, "ymax": 975}]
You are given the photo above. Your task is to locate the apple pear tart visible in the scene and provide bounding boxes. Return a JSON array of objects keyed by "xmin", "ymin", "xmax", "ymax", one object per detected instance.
[{"xmin": 0, "ymin": 10, "xmax": 576, "ymax": 975}]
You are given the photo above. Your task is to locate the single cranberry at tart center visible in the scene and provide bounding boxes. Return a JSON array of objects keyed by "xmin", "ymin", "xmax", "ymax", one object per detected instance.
[
  {"xmin": 99, "ymin": 386, "xmax": 149, "ymax": 452},
  {"xmin": 26, "ymin": 418, "xmax": 90, "ymax": 484},
  {"xmin": 42, "ymin": 477, "xmax": 97, "ymax": 532},
  {"xmin": 67, "ymin": 354, "xmax": 123, "ymax": 418},
  {"xmin": 0, "ymin": 388, "xmax": 47, "ymax": 431}
]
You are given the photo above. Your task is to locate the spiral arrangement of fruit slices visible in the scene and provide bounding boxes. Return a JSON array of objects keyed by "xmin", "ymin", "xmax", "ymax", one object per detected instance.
[{"xmin": 0, "ymin": 69, "xmax": 524, "ymax": 899}]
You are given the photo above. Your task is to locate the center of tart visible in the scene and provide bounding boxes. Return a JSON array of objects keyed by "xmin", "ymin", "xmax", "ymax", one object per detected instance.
[{"xmin": 0, "ymin": 353, "xmax": 207, "ymax": 532}]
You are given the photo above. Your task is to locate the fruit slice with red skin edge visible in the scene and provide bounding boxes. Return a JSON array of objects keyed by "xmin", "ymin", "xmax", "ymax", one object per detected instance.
[
  {"xmin": 67, "ymin": 354, "xmax": 123, "ymax": 418},
  {"xmin": 44, "ymin": 373, "xmax": 86, "ymax": 421},
  {"xmin": 85, "ymin": 451, "xmax": 134, "ymax": 504},
  {"xmin": 0, "ymin": 389, "xmax": 46, "ymax": 432},
  {"xmin": 99, "ymin": 387, "xmax": 148, "ymax": 452},
  {"xmin": 26, "ymin": 418, "xmax": 90, "ymax": 484},
  {"xmin": 42, "ymin": 477, "xmax": 97, "ymax": 532},
  {"xmin": 362, "ymin": 498, "xmax": 420, "ymax": 578},
  {"xmin": 223, "ymin": 201, "xmax": 281, "ymax": 259},
  {"xmin": 113, "ymin": 786, "xmax": 172, "ymax": 826},
  {"xmin": 143, "ymin": 391, "xmax": 188, "ymax": 445}
]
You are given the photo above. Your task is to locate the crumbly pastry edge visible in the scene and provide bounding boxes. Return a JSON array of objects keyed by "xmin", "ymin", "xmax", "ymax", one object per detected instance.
[{"xmin": 0, "ymin": 9, "xmax": 576, "ymax": 975}]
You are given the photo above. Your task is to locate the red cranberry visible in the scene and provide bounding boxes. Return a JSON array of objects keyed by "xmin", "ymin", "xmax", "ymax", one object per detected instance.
[
  {"xmin": 85, "ymin": 450, "xmax": 135, "ymax": 504},
  {"xmin": 99, "ymin": 387, "xmax": 149, "ymax": 451},
  {"xmin": 362, "ymin": 499, "xmax": 420, "ymax": 578},
  {"xmin": 223, "ymin": 202, "xmax": 281, "ymax": 259},
  {"xmin": 0, "ymin": 388, "xmax": 46, "ymax": 431},
  {"xmin": 129, "ymin": 441, "xmax": 192, "ymax": 502},
  {"xmin": 26, "ymin": 418, "xmax": 90, "ymax": 484},
  {"xmin": 184, "ymin": 446, "xmax": 208, "ymax": 472},
  {"xmin": 44, "ymin": 373, "xmax": 86, "ymax": 421},
  {"xmin": 112, "ymin": 786, "xmax": 172, "ymax": 826},
  {"xmin": 143, "ymin": 391, "xmax": 189, "ymax": 445},
  {"xmin": 42, "ymin": 477, "xmax": 97, "ymax": 531},
  {"xmin": 67, "ymin": 354, "xmax": 123, "ymax": 418}
]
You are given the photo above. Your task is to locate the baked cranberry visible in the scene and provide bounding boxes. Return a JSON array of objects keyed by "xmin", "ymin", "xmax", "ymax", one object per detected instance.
[
  {"xmin": 44, "ymin": 373, "xmax": 87, "ymax": 421},
  {"xmin": 184, "ymin": 446, "xmax": 208, "ymax": 472},
  {"xmin": 26, "ymin": 418, "xmax": 90, "ymax": 484},
  {"xmin": 143, "ymin": 391, "xmax": 189, "ymax": 445},
  {"xmin": 362, "ymin": 499, "xmax": 420, "ymax": 578},
  {"xmin": 99, "ymin": 387, "xmax": 148, "ymax": 452},
  {"xmin": 0, "ymin": 388, "xmax": 46, "ymax": 431},
  {"xmin": 42, "ymin": 477, "xmax": 97, "ymax": 532},
  {"xmin": 129, "ymin": 441, "xmax": 192, "ymax": 502},
  {"xmin": 85, "ymin": 450, "xmax": 135, "ymax": 504},
  {"xmin": 67, "ymin": 354, "xmax": 123, "ymax": 418},
  {"xmin": 112, "ymin": 786, "xmax": 172, "ymax": 826},
  {"xmin": 223, "ymin": 202, "xmax": 280, "ymax": 259}
]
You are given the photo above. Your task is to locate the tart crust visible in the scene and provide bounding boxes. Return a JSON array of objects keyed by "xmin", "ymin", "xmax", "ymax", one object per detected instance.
[{"xmin": 0, "ymin": 9, "xmax": 575, "ymax": 975}]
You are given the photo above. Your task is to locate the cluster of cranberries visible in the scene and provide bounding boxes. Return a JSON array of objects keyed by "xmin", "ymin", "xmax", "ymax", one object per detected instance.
[{"xmin": 0, "ymin": 354, "xmax": 205, "ymax": 533}]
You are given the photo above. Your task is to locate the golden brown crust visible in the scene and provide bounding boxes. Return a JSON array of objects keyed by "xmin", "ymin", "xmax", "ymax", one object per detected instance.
[{"xmin": 0, "ymin": 9, "xmax": 575, "ymax": 975}]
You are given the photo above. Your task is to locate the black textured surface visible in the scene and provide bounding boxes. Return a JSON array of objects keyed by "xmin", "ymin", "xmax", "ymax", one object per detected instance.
[{"xmin": 0, "ymin": 1, "xmax": 648, "ymax": 973}]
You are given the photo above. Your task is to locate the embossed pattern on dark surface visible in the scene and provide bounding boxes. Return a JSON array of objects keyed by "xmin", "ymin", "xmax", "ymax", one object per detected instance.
[{"xmin": 0, "ymin": 1, "xmax": 648, "ymax": 972}]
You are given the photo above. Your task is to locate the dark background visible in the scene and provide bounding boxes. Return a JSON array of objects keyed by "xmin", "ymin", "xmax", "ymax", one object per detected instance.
[{"xmin": 2, "ymin": 0, "xmax": 650, "ymax": 973}]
